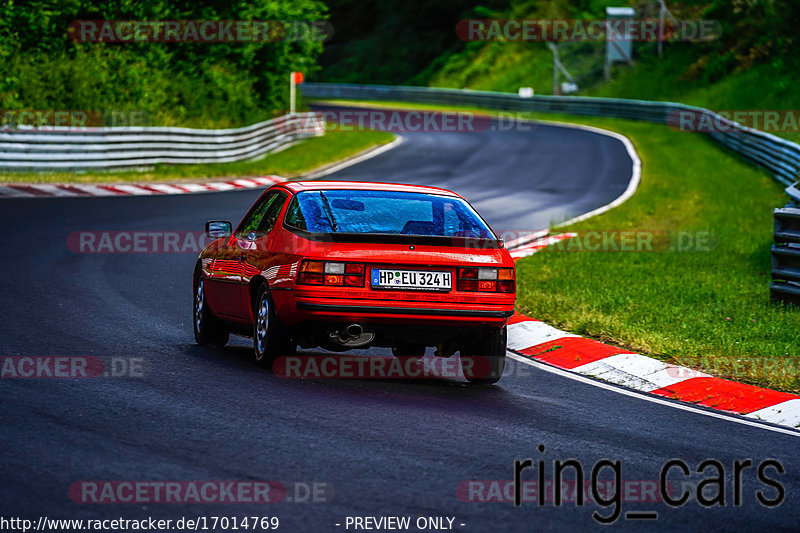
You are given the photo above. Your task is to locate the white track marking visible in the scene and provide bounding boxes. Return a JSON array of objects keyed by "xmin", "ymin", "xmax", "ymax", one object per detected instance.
[
  {"xmin": 232, "ymin": 178, "xmax": 259, "ymax": 187},
  {"xmin": 571, "ymin": 353, "xmax": 709, "ymax": 393},
  {"xmin": 746, "ymin": 399, "xmax": 800, "ymax": 428},
  {"xmin": 507, "ymin": 321, "xmax": 578, "ymax": 351},
  {"xmin": 304, "ymin": 136, "xmax": 404, "ymax": 180},
  {"xmin": 0, "ymin": 174, "xmax": 284, "ymax": 199},
  {"xmin": 507, "ymin": 352, "xmax": 800, "ymax": 438},
  {"xmin": 503, "ymin": 229, "xmax": 549, "ymax": 250},
  {"xmin": 146, "ymin": 184, "xmax": 187, "ymax": 194},
  {"xmin": 509, "ymin": 233, "xmax": 578, "ymax": 256},
  {"xmin": 68, "ymin": 184, "xmax": 117, "ymax": 196},
  {"xmin": 111, "ymin": 184, "xmax": 155, "ymax": 195},
  {"xmin": 0, "ymin": 186, "xmax": 35, "ymax": 197},
  {"xmin": 177, "ymin": 183, "xmax": 214, "ymax": 193},
  {"xmin": 203, "ymin": 182, "xmax": 237, "ymax": 191},
  {"xmin": 508, "ymin": 318, "xmax": 800, "ymax": 432},
  {"xmin": 24, "ymin": 184, "xmax": 80, "ymax": 197},
  {"xmin": 251, "ymin": 176, "xmax": 281, "ymax": 185}
]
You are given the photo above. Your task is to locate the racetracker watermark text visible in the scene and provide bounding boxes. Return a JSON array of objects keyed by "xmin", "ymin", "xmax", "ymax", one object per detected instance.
[
  {"xmin": 1, "ymin": 356, "xmax": 144, "ymax": 378},
  {"xmin": 68, "ymin": 20, "xmax": 333, "ymax": 43},
  {"xmin": 670, "ymin": 109, "xmax": 800, "ymax": 133},
  {"xmin": 66, "ymin": 230, "xmax": 715, "ymax": 254},
  {"xmin": 456, "ymin": 19, "xmax": 720, "ymax": 42},
  {"xmin": 68, "ymin": 481, "xmax": 332, "ymax": 504},
  {"xmin": 290, "ymin": 109, "xmax": 537, "ymax": 133},
  {"xmin": 1, "ymin": 110, "xmax": 149, "ymax": 131},
  {"xmin": 543, "ymin": 230, "xmax": 715, "ymax": 252}
]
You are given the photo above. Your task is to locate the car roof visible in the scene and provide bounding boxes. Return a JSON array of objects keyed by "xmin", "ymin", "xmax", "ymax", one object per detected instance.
[{"xmin": 276, "ymin": 180, "xmax": 462, "ymax": 198}]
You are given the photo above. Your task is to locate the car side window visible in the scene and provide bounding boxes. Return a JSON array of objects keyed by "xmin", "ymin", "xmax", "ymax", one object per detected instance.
[
  {"xmin": 284, "ymin": 197, "xmax": 307, "ymax": 230},
  {"xmin": 257, "ymin": 191, "xmax": 287, "ymax": 234},
  {"xmin": 236, "ymin": 191, "xmax": 286, "ymax": 239}
]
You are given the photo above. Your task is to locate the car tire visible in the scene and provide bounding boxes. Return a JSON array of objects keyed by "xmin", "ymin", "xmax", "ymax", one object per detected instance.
[
  {"xmin": 194, "ymin": 276, "xmax": 229, "ymax": 348},
  {"xmin": 253, "ymin": 284, "xmax": 295, "ymax": 368},
  {"xmin": 461, "ymin": 326, "xmax": 506, "ymax": 385}
]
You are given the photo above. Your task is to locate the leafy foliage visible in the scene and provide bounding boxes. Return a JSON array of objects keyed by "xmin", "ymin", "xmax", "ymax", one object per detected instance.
[
  {"xmin": 317, "ymin": 0, "xmax": 508, "ymax": 85},
  {"xmin": 0, "ymin": 0, "xmax": 327, "ymax": 126},
  {"xmin": 318, "ymin": 0, "xmax": 800, "ymax": 96}
]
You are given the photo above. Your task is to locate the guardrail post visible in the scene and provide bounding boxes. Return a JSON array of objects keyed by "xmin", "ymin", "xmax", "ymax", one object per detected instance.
[{"xmin": 771, "ymin": 183, "xmax": 800, "ymax": 305}]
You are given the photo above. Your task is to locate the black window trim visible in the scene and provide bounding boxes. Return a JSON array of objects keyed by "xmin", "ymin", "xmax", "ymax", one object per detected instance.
[{"xmin": 235, "ymin": 189, "xmax": 289, "ymax": 239}]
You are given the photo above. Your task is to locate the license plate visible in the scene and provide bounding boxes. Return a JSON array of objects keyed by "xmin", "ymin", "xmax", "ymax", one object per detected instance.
[{"xmin": 371, "ymin": 269, "xmax": 452, "ymax": 291}]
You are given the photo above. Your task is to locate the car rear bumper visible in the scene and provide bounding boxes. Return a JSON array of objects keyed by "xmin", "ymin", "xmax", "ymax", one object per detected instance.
[
  {"xmin": 295, "ymin": 301, "xmax": 512, "ymax": 318},
  {"xmin": 287, "ymin": 298, "xmax": 512, "ymax": 349},
  {"xmin": 276, "ymin": 290, "xmax": 513, "ymax": 328}
]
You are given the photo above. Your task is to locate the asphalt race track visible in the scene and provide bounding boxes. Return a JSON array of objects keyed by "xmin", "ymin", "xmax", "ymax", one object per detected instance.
[{"xmin": 1, "ymin": 111, "xmax": 797, "ymax": 532}]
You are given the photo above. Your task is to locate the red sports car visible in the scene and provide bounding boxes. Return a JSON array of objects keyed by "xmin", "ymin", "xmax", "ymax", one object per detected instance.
[{"xmin": 193, "ymin": 181, "xmax": 515, "ymax": 384}]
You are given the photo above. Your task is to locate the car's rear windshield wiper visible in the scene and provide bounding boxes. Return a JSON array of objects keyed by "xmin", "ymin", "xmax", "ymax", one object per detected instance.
[{"xmin": 318, "ymin": 192, "xmax": 338, "ymax": 232}]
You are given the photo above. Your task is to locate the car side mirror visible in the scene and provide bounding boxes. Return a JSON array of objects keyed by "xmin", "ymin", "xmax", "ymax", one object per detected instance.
[{"xmin": 205, "ymin": 220, "xmax": 232, "ymax": 238}]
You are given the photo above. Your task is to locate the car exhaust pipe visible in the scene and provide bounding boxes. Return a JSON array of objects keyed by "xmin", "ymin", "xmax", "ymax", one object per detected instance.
[
  {"xmin": 327, "ymin": 323, "xmax": 374, "ymax": 349},
  {"xmin": 345, "ymin": 323, "xmax": 363, "ymax": 339}
]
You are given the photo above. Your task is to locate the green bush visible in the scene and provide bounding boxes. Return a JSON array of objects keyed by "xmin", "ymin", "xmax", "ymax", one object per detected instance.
[{"xmin": 0, "ymin": 0, "xmax": 327, "ymax": 127}]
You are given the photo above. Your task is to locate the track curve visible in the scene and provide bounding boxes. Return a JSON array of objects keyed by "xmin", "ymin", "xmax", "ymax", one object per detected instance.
[{"xmin": 311, "ymin": 104, "xmax": 636, "ymax": 233}]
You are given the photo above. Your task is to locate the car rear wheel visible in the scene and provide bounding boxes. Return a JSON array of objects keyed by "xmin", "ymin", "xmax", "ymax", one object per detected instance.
[
  {"xmin": 253, "ymin": 284, "xmax": 295, "ymax": 368},
  {"xmin": 461, "ymin": 326, "xmax": 506, "ymax": 385},
  {"xmin": 194, "ymin": 277, "xmax": 229, "ymax": 348}
]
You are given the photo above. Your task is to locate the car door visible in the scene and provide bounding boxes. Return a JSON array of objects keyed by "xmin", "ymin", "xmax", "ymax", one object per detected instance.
[
  {"xmin": 204, "ymin": 232, "xmax": 245, "ymax": 320},
  {"xmin": 228, "ymin": 190, "xmax": 288, "ymax": 320}
]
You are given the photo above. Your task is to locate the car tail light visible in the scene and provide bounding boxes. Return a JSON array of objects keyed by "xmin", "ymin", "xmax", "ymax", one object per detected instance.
[
  {"xmin": 478, "ymin": 280, "xmax": 496, "ymax": 291},
  {"xmin": 496, "ymin": 280, "xmax": 515, "ymax": 293},
  {"xmin": 297, "ymin": 261, "xmax": 324, "ymax": 285},
  {"xmin": 298, "ymin": 260, "xmax": 365, "ymax": 287},
  {"xmin": 478, "ymin": 268, "xmax": 497, "ymax": 280},
  {"xmin": 457, "ymin": 267, "xmax": 515, "ymax": 293},
  {"xmin": 344, "ymin": 263, "xmax": 365, "ymax": 286},
  {"xmin": 459, "ymin": 267, "xmax": 478, "ymax": 279},
  {"xmin": 324, "ymin": 262, "xmax": 345, "ymax": 274},
  {"xmin": 301, "ymin": 261, "xmax": 324, "ymax": 273},
  {"xmin": 346, "ymin": 263, "xmax": 365, "ymax": 274},
  {"xmin": 344, "ymin": 275, "xmax": 364, "ymax": 287}
]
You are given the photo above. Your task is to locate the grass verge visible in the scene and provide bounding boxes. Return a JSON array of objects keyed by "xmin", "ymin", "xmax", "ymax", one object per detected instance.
[
  {"xmin": 0, "ymin": 128, "xmax": 395, "ymax": 184},
  {"xmin": 317, "ymin": 98, "xmax": 800, "ymax": 392}
]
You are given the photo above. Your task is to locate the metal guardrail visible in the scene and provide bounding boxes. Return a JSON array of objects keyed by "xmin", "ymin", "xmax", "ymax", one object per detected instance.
[
  {"xmin": 301, "ymin": 82, "xmax": 800, "ymax": 305},
  {"xmin": 772, "ymin": 184, "xmax": 800, "ymax": 304},
  {"xmin": 300, "ymin": 83, "xmax": 800, "ymax": 186},
  {"xmin": 0, "ymin": 112, "xmax": 323, "ymax": 171}
]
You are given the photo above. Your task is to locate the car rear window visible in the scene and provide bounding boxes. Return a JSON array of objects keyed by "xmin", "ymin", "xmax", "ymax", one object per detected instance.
[{"xmin": 284, "ymin": 190, "xmax": 494, "ymax": 238}]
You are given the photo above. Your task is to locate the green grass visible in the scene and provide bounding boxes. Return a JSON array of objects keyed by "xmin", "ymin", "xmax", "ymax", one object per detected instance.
[
  {"xmin": 0, "ymin": 128, "xmax": 395, "ymax": 184},
  {"xmin": 427, "ymin": 42, "xmax": 556, "ymax": 96},
  {"xmin": 313, "ymin": 98, "xmax": 800, "ymax": 392},
  {"xmin": 513, "ymin": 114, "xmax": 800, "ymax": 393},
  {"xmin": 584, "ymin": 55, "xmax": 800, "ymax": 144}
]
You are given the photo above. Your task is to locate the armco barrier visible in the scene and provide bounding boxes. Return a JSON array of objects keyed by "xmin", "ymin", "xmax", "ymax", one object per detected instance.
[
  {"xmin": 772, "ymin": 184, "xmax": 800, "ymax": 304},
  {"xmin": 0, "ymin": 112, "xmax": 323, "ymax": 171},
  {"xmin": 300, "ymin": 82, "xmax": 800, "ymax": 305}
]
